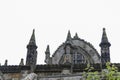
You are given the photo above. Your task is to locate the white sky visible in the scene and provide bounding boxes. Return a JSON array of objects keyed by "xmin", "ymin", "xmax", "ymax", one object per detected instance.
[{"xmin": 0, "ymin": 0, "xmax": 120, "ymax": 65}]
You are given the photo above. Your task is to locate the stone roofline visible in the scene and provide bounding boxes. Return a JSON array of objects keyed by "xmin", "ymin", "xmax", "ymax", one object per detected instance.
[{"xmin": 0, "ymin": 63, "xmax": 120, "ymax": 73}]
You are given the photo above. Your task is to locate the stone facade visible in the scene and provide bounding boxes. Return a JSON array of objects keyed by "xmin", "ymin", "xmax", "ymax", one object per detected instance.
[
  {"xmin": 0, "ymin": 28, "xmax": 115, "ymax": 80},
  {"xmin": 45, "ymin": 30, "xmax": 102, "ymax": 65}
]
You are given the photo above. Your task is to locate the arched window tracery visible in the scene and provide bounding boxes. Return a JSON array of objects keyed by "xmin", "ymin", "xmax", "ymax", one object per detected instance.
[{"xmin": 73, "ymin": 52, "xmax": 86, "ymax": 64}]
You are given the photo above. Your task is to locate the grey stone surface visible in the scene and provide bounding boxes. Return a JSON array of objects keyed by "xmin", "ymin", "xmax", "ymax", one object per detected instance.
[{"xmin": 48, "ymin": 37, "xmax": 101, "ymax": 65}]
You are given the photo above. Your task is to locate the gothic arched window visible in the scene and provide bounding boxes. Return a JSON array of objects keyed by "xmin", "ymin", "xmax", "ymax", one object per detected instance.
[{"xmin": 73, "ymin": 52, "xmax": 86, "ymax": 64}]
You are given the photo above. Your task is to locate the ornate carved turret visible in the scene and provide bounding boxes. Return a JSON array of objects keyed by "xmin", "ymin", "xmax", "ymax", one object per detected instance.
[
  {"xmin": 99, "ymin": 28, "xmax": 111, "ymax": 64},
  {"xmin": 26, "ymin": 29, "xmax": 37, "ymax": 71}
]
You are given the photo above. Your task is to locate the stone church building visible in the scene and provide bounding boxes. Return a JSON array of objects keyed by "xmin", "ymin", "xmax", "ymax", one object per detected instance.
[{"xmin": 0, "ymin": 28, "xmax": 119, "ymax": 80}]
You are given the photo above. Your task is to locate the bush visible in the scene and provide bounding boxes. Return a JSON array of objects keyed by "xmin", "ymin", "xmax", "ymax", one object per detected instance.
[{"xmin": 82, "ymin": 62, "xmax": 120, "ymax": 80}]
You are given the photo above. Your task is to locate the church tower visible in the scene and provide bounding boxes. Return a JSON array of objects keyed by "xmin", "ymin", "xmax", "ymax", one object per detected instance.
[
  {"xmin": 99, "ymin": 28, "xmax": 111, "ymax": 64},
  {"xmin": 26, "ymin": 29, "xmax": 38, "ymax": 67}
]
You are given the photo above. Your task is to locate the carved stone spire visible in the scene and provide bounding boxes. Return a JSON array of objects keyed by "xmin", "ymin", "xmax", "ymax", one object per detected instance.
[
  {"xmin": 26, "ymin": 29, "xmax": 38, "ymax": 70},
  {"xmin": 99, "ymin": 28, "xmax": 111, "ymax": 64},
  {"xmin": 45, "ymin": 45, "xmax": 51, "ymax": 64},
  {"xmin": 4, "ymin": 60, "xmax": 8, "ymax": 66},
  {"xmin": 66, "ymin": 30, "xmax": 71, "ymax": 41},
  {"xmin": 45, "ymin": 45, "xmax": 50, "ymax": 54},
  {"xmin": 28, "ymin": 29, "xmax": 36, "ymax": 46},
  {"xmin": 74, "ymin": 33, "xmax": 79, "ymax": 39},
  {"xmin": 100, "ymin": 28, "xmax": 111, "ymax": 47},
  {"xmin": 19, "ymin": 58, "xmax": 24, "ymax": 66},
  {"xmin": 65, "ymin": 30, "xmax": 73, "ymax": 44}
]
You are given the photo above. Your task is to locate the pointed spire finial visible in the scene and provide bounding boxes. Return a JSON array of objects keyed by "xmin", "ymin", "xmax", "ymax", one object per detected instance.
[
  {"xmin": 45, "ymin": 45, "xmax": 50, "ymax": 53},
  {"xmin": 4, "ymin": 59, "xmax": 8, "ymax": 66},
  {"xmin": 45, "ymin": 45, "xmax": 50, "ymax": 64},
  {"xmin": 74, "ymin": 32, "xmax": 79, "ymax": 39},
  {"xmin": 102, "ymin": 28, "xmax": 108, "ymax": 43},
  {"xmin": 66, "ymin": 30, "xmax": 72, "ymax": 41},
  {"xmin": 103, "ymin": 28, "xmax": 105, "ymax": 31},
  {"xmin": 100, "ymin": 28, "xmax": 111, "ymax": 47},
  {"xmin": 65, "ymin": 30, "xmax": 73, "ymax": 44},
  {"xmin": 29, "ymin": 29, "xmax": 36, "ymax": 45},
  {"xmin": 19, "ymin": 58, "xmax": 24, "ymax": 66}
]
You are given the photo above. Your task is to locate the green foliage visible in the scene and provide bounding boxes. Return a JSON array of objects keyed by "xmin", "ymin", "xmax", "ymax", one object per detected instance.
[
  {"xmin": 83, "ymin": 64, "xmax": 100, "ymax": 80},
  {"xmin": 82, "ymin": 62, "xmax": 120, "ymax": 80},
  {"xmin": 102, "ymin": 62, "xmax": 120, "ymax": 80}
]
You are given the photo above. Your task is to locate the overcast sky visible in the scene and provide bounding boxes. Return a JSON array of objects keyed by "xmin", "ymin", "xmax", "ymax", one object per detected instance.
[{"xmin": 0, "ymin": 0, "xmax": 120, "ymax": 65}]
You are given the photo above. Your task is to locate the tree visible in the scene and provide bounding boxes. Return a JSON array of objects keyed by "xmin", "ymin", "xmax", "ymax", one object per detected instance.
[
  {"xmin": 102, "ymin": 62, "xmax": 120, "ymax": 80},
  {"xmin": 82, "ymin": 62, "xmax": 120, "ymax": 80},
  {"xmin": 82, "ymin": 64, "xmax": 100, "ymax": 80}
]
